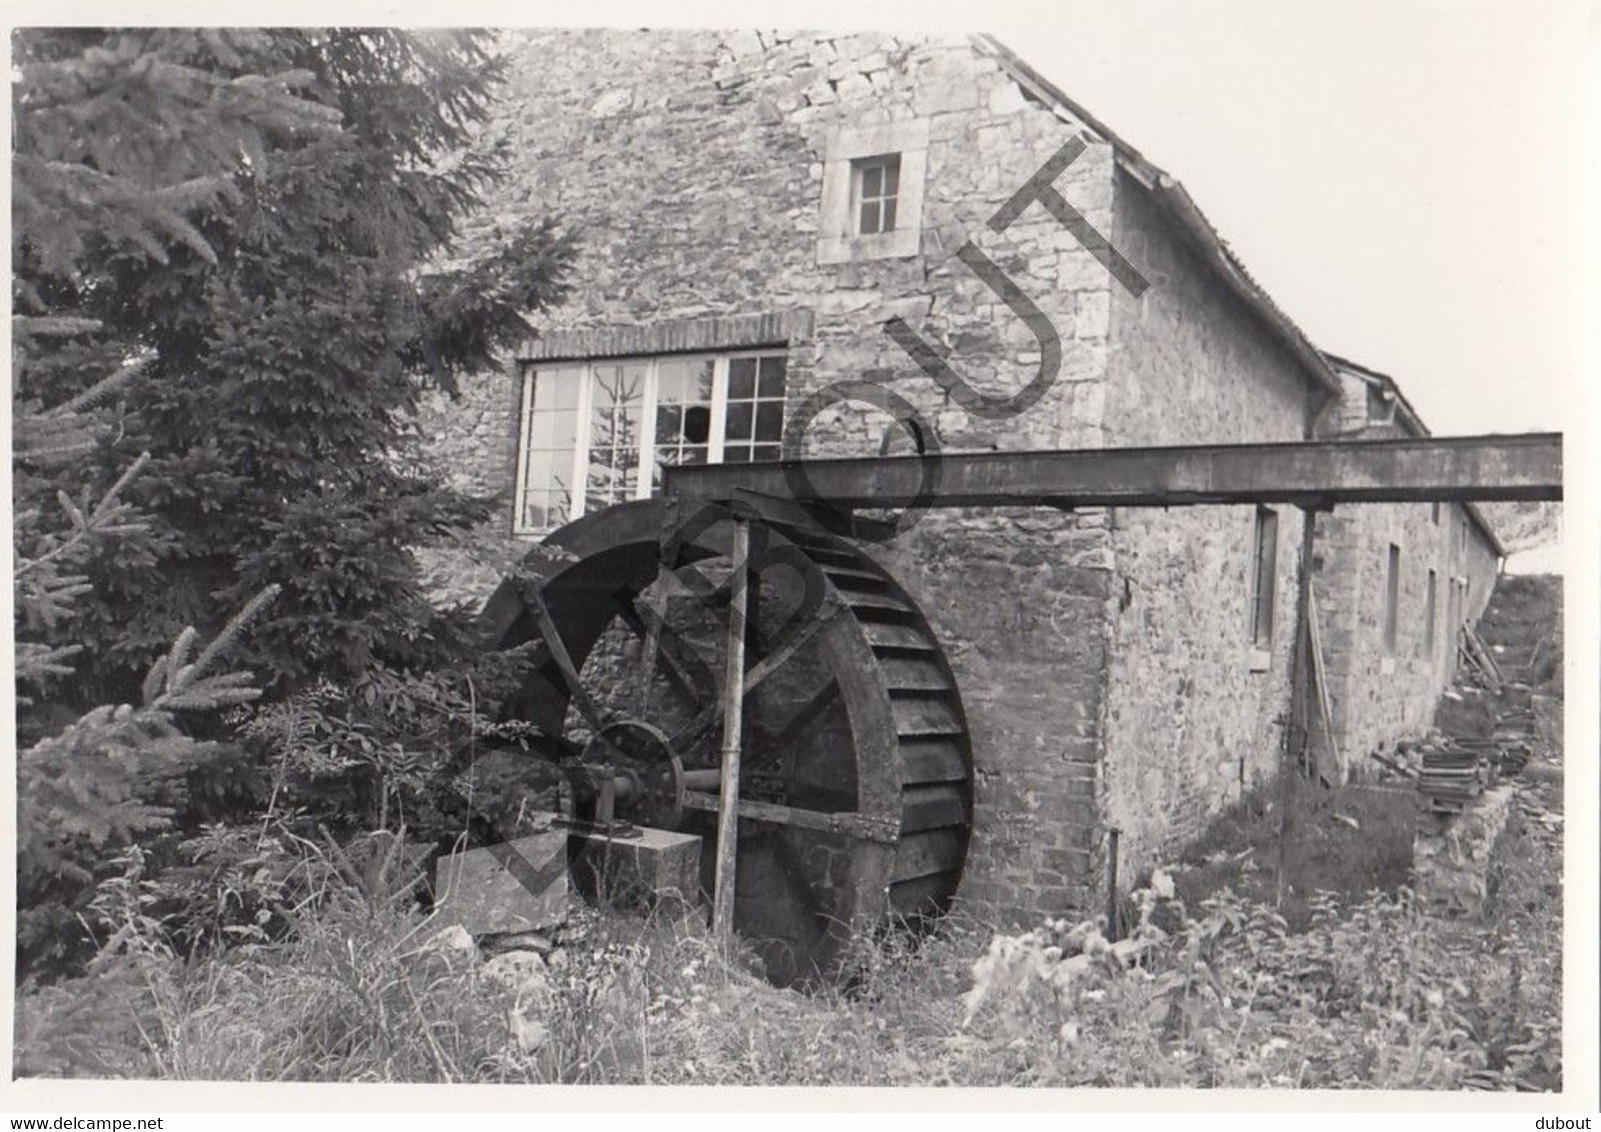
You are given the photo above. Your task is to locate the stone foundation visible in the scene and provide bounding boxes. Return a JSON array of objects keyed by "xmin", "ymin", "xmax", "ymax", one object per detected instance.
[{"xmin": 1413, "ymin": 784, "xmax": 1515, "ymax": 916}]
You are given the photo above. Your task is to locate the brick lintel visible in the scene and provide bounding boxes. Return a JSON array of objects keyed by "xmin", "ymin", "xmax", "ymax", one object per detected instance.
[{"xmin": 518, "ymin": 310, "xmax": 815, "ymax": 363}]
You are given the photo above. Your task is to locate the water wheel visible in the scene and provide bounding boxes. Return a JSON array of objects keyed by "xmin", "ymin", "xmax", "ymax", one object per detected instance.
[{"xmin": 478, "ymin": 494, "xmax": 973, "ymax": 987}]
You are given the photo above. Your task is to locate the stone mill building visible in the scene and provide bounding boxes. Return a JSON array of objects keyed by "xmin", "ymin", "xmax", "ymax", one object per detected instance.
[{"xmin": 421, "ymin": 29, "xmax": 1504, "ymax": 922}]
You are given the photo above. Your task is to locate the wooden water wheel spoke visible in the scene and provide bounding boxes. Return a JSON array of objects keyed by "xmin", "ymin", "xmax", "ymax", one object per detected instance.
[
  {"xmin": 523, "ymin": 586, "xmax": 613, "ymax": 735},
  {"xmin": 612, "ymin": 586, "xmax": 713, "ymax": 712},
  {"xmin": 680, "ymin": 790, "xmax": 899, "ymax": 844},
  {"xmin": 739, "ymin": 679, "xmax": 843, "ymax": 779},
  {"xmin": 666, "ymin": 608, "xmax": 846, "ymax": 754},
  {"xmin": 742, "ymin": 598, "xmax": 846, "ymax": 694},
  {"xmin": 630, "ymin": 595, "xmax": 661, "ymax": 718}
]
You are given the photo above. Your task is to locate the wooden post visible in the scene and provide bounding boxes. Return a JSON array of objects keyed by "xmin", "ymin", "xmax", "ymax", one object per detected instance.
[
  {"xmin": 1104, "ymin": 827, "xmax": 1122, "ymax": 941},
  {"xmin": 1280, "ymin": 505, "xmax": 1320, "ymax": 907},
  {"xmin": 711, "ymin": 517, "xmax": 751, "ymax": 939}
]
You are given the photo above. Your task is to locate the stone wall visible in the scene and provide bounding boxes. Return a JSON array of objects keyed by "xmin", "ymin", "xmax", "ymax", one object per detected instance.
[
  {"xmin": 415, "ymin": 373, "xmax": 521, "ymax": 508},
  {"xmin": 1414, "ymin": 785, "xmax": 1515, "ymax": 916},
  {"xmin": 427, "ymin": 29, "xmax": 1129, "ymax": 921},
  {"xmin": 1094, "ymin": 171, "xmax": 1325, "ymax": 876},
  {"xmin": 1312, "ymin": 372, "xmax": 1503, "ymax": 775}
]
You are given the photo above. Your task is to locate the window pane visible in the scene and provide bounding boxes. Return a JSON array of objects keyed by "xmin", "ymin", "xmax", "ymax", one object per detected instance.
[
  {"xmin": 725, "ymin": 401, "xmax": 753, "ymax": 441},
  {"xmin": 525, "ymin": 445, "xmax": 556, "ymax": 488},
  {"xmin": 591, "ymin": 363, "xmax": 643, "ymax": 409},
  {"xmin": 859, "ymin": 200, "xmax": 879, "ymax": 235},
  {"xmin": 658, "ymin": 357, "xmax": 714, "ymax": 404},
  {"xmin": 861, "ymin": 163, "xmax": 882, "ymax": 197},
  {"xmin": 729, "ymin": 358, "xmax": 757, "ymax": 400},
  {"xmin": 1383, "ymin": 544, "xmax": 1401, "ymax": 652},
  {"xmin": 880, "ymin": 197, "xmax": 897, "ymax": 232},
  {"xmin": 682, "ymin": 404, "xmax": 711, "ymax": 445},
  {"xmin": 655, "ymin": 404, "xmax": 682, "ymax": 445},
  {"xmin": 1250, "ymin": 509, "xmax": 1277, "ymax": 646},
  {"xmin": 529, "ymin": 408, "xmax": 577, "ymax": 450},
  {"xmin": 523, "ymin": 491, "xmax": 559, "ymax": 530},
  {"xmin": 723, "ymin": 445, "xmax": 752, "ymax": 464},
  {"xmin": 532, "ymin": 365, "xmax": 583, "ymax": 410},
  {"xmin": 883, "ymin": 156, "xmax": 900, "ymax": 194},
  {"xmin": 751, "ymin": 444, "xmax": 782, "ymax": 463},
  {"xmin": 520, "ymin": 363, "xmax": 581, "ymax": 529},
  {"xmin": 755, "ymin": 401, "xmax": 783, "ymax": 441},
  {"xmin": 757, "ymin": 356, "xmax": 786, "ymax": 397},
  {"xmin": 587, "ymin": 448, "xmax": 638, "ymax": 509}
]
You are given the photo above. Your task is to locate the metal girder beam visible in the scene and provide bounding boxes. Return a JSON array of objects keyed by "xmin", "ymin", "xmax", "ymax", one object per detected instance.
[{"xmin": 664, "ymin": 433, "xmax": 1561, "ymax": 510}]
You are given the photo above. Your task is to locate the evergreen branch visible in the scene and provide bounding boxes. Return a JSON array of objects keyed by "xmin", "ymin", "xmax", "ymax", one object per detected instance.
[
  {"xmin": 163, "ymin": 627, "xmax": 200, "ymax": 694},
  {"xmin": 12, "ymin": 315, "xmax": 104, "ymax": 339},
  {"xmin": 185, "ymin": 584, "xmax": 282, "ymax": 686},
  {"xmin": 91, "ymin": 452, "xmax": 153, "ymax": 521},
  {"xmin": 15, "ymin": 453, "xmax": 152, "ymax": 580},
  {"xmin": 14, "ymin": 440, "xmax": 102, "ymax": 463},
  {"xmin": 44, "ymin": 353, "xmax": 156, "ymax": 419},
  {"xmin": 141, "ymin": 656, "xmax": 171, "ymax": 707}
]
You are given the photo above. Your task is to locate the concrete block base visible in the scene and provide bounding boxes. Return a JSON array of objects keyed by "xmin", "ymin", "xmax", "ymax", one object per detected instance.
[
  {"xmin": 431, "ymin": 831, "xmax": 569, "ymax": 935},
  {"xmin": 570, "ymin": 825, "xmax": 703, "ymax": 912}
]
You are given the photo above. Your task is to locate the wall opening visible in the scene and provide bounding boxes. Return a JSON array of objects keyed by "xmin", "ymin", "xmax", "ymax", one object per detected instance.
[
  {"xmin": 1383, "ymin": 543, "xmax": 1402, "ymax": 655},
  {"xmin": 1425, "ymin": 568, "xmax": 1438, "ymax": 655},
  {"xmin": 1249, "ymin": 507, "xmax": 1278, "ymax": 647}
]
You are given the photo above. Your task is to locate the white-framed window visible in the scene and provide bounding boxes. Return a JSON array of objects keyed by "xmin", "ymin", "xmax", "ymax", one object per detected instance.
[
  {"xmin": 818, "ymin": 119, "xmax": 928, "ymax": 264},
  {"xmin": 851, "ymin": 153, "xmax": 901, "ymax": 236},
  {"xmin": 513, "ymin": 350, "xmax": 788, "ymax": 532}
]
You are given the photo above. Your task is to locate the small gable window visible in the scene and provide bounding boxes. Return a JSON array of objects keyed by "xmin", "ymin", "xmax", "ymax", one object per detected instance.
[
  {"xmin": 852, "ymin": 154, "xmax": 900, "ymax": 236},
  {"xmin": 818, "ymin": 120, "xmax": 928, "ymax": 263}
]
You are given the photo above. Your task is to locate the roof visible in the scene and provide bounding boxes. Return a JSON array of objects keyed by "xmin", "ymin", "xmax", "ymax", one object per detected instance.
[
  {"xmin": 1322, "ymin": 353, "xmax": 1506, "ymax": 556},
  {"xmin": 973, "ymin": 34, "xmax": 1341, "ymax": 402}
]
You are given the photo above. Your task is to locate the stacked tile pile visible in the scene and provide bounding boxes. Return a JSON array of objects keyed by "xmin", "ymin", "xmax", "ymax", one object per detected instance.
[{"xmin": 1414, "ymin": 737, "xmax": 1489, "ymax": 813}]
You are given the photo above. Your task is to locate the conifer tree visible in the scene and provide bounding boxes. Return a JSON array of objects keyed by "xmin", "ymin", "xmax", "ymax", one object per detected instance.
[
  {"xmin": 17, "ymin": 29, "xmax": 571, "ymax": 703},
  {"xmin": 13, "ymin": 29, "xmax": 571, "ymax": 971}
]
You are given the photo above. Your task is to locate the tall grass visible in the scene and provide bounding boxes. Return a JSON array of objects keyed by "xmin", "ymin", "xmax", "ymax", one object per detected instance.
[{"xmin": 16, "ymin": 669, "xmax": 1563, "ymax": 1091}]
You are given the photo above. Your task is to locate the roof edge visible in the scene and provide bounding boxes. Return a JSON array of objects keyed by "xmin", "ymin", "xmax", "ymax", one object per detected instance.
[{"xmin": 973, "ymin": 33, "xmax": 1340, "ymax": 401}]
